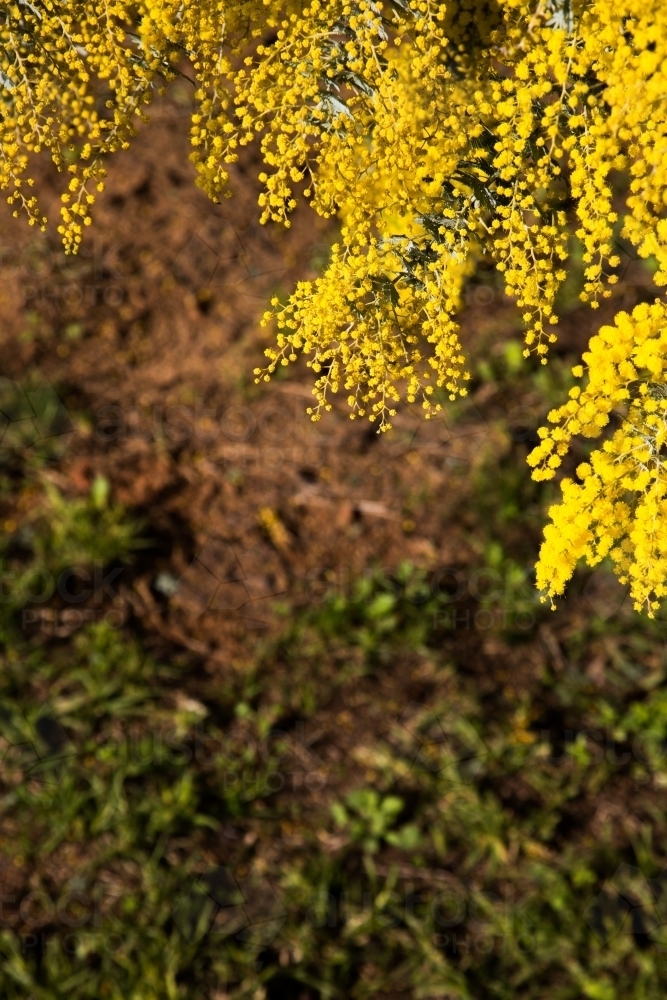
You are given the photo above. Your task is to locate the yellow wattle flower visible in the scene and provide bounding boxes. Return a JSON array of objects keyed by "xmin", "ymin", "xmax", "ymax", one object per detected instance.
[{"xmin": 5, "ymin": 0, "xmax": 667, "ymax": 608}]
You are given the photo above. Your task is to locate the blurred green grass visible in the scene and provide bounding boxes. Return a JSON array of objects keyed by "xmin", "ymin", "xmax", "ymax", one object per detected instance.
[{"xmin": 2, "ymin": 417, "xmax": 667, "ymax": 999}]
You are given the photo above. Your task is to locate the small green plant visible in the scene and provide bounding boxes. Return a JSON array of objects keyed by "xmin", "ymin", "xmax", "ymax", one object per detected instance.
[
  {"xmin": 32, "ymin": 476, "xmax": 145, "ymax": 571},
  {"xmin": 0, "ymin": 476, "xmax": 145, "ymax": 646},
  {"xmin": 332, "ymin": 789, "xmax": 421, "ymax": 854}
]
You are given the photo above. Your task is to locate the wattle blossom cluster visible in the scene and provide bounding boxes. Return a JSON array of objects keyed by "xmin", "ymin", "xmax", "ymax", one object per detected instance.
[
  {"xmin": 529, "ymin": 302, "xmax": 667, "ymax": 615},
  {"xmin": 3, "ymin": 0, "xmax": 667, "ymax": 609}
]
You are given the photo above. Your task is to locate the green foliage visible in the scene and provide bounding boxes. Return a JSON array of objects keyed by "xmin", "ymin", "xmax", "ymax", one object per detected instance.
[
  {"xmin": 2, "ymin": 405, "xmax": 667, "ymax": 999},
  {"xmin": 0, "ymin": 478, "xmax": 144, "ymax": 646},
  {"xmin": 32, "ymin": 476, "xmax": 144, "ymax": 570},
  {"xmin": 24, "ymin": 476, "xmax": 146, "ymax": 573},
  {"xmin": 331, "ymin": 789, "xmax": 420, "ymax": 854}
]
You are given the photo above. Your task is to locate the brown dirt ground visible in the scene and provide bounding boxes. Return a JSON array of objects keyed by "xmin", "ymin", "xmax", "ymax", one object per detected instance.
[{"xmin": 0, "ymin": 88, "xmax": 516, "ymax": 661}]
